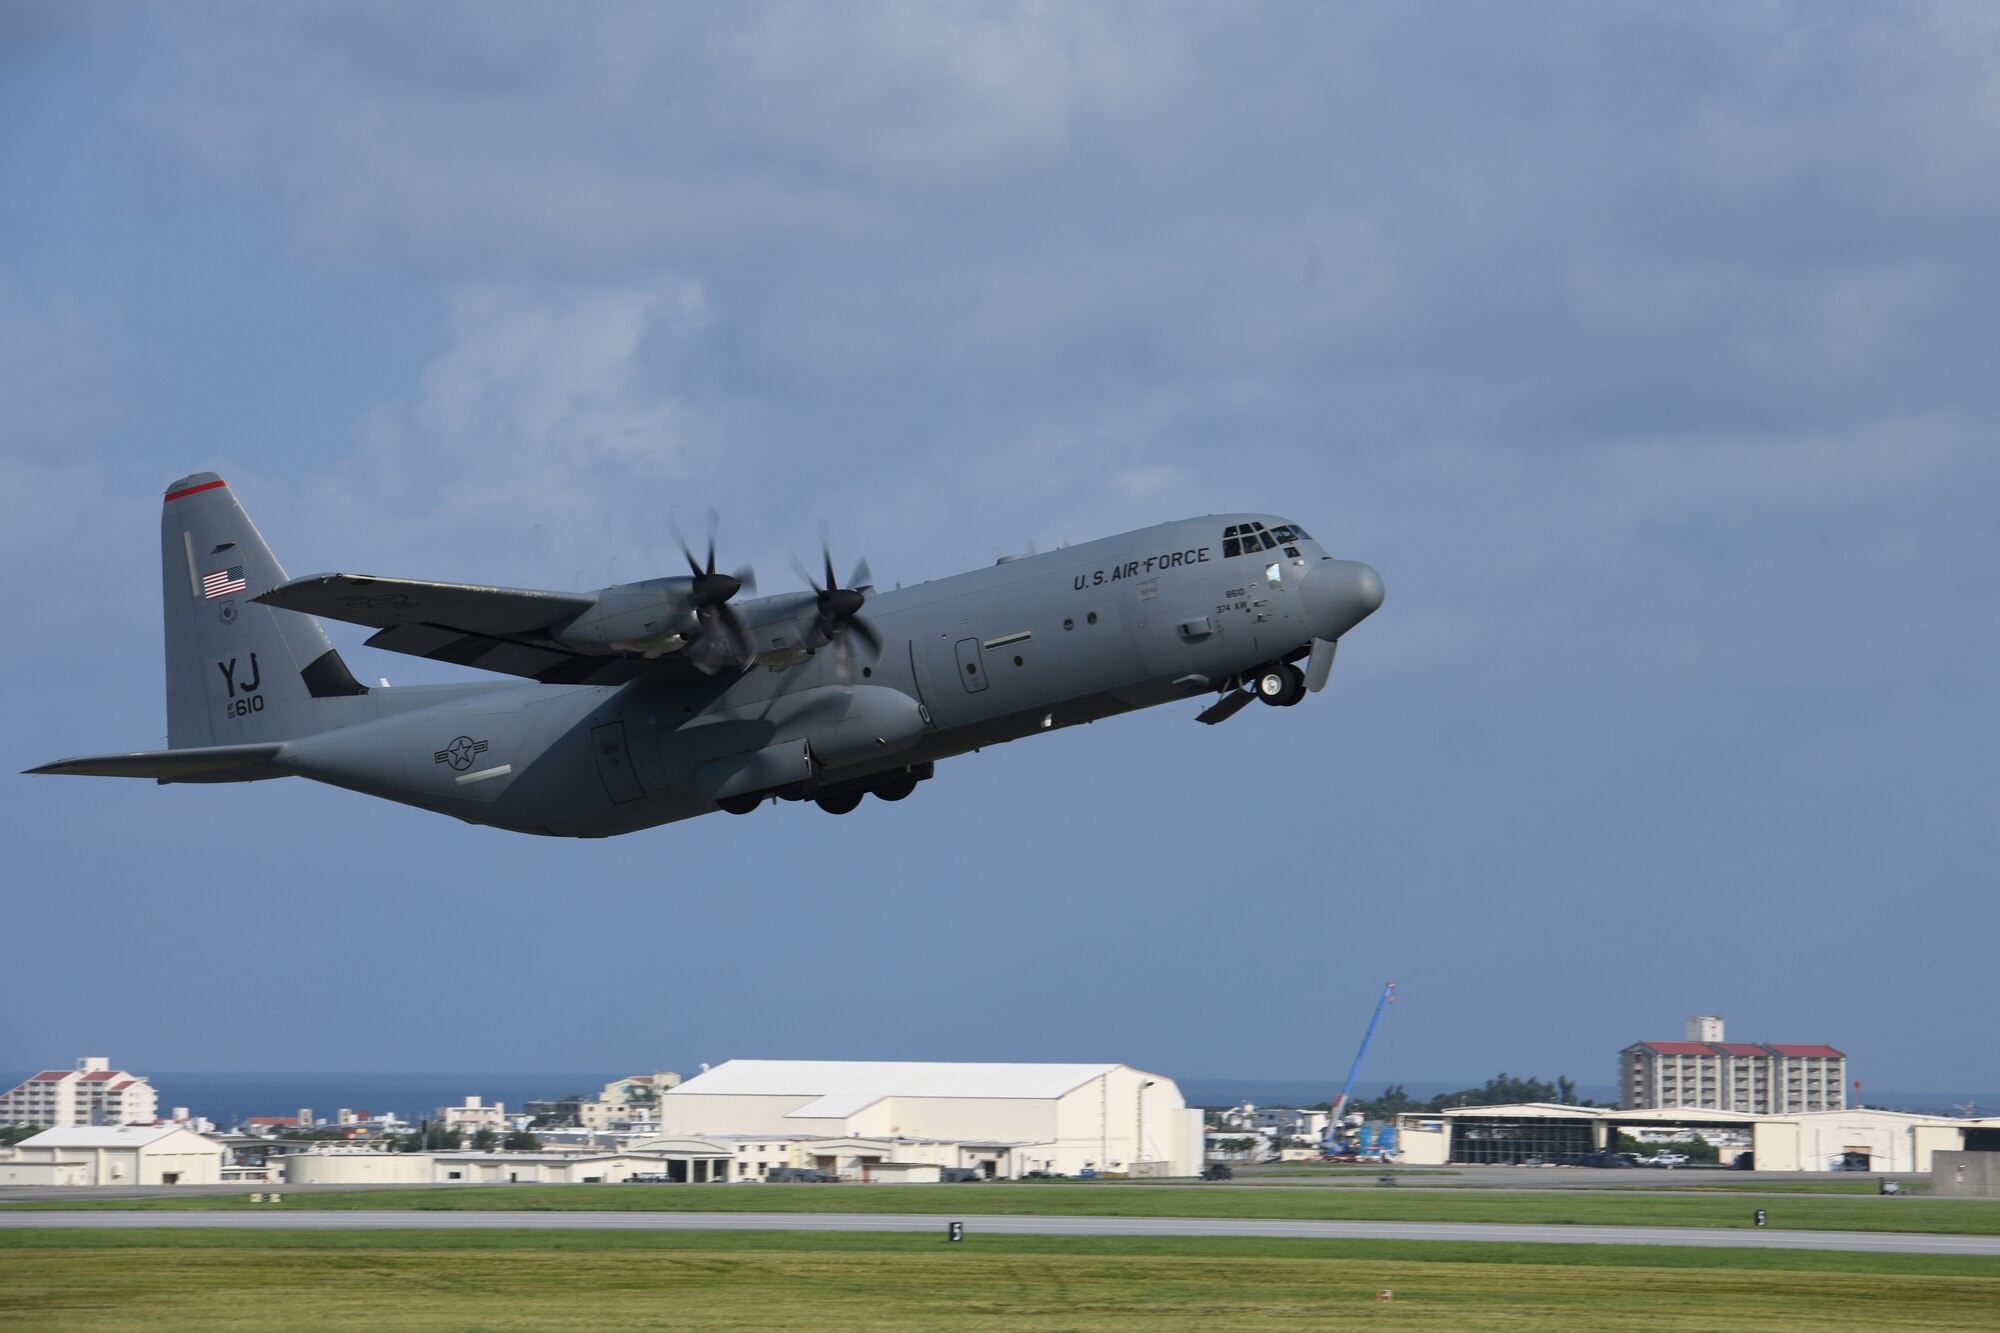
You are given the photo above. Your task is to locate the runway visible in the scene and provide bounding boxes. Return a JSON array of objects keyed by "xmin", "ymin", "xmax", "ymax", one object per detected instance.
[{"xmin": 3, "ymin": 1209, "xmax": 1995, "ymax": 1255}]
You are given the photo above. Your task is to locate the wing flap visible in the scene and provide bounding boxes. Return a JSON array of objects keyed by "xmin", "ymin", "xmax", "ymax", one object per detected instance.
[
  {"xmin": 256, "ymin": 574, "xmax": 594, "ymax": 636},
  {"xmin": 363, "ymin": 622, "xmax": 672, "ymax": 685},
  {"xmin": 26, "ymin": 743, "xmax": 287, "ymax": 783}
]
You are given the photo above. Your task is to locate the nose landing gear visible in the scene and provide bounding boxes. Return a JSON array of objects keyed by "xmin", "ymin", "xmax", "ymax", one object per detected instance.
[{"xmin": 1250, "ymin": 662, "xmax": 1306, "ymax": 708}]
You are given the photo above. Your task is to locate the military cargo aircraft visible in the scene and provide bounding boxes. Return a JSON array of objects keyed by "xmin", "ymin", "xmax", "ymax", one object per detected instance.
[{"xmin": 29, "ymin": 473, "xmax": 1383, "ymax": 837}]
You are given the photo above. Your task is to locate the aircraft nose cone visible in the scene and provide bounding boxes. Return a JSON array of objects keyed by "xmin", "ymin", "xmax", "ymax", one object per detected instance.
[{"xmin": 1302, "ymin": 560, "xmax": 1385, "ymax": 640}]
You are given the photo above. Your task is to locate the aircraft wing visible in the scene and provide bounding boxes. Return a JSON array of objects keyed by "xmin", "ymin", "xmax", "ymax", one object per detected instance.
[
  {"xmin": 256, "ymin": 573, "xmax": 673, "ymax": 686},
  {"xmin": 256, "ymin": 573, "xmax": 594, "ymax": 636}
]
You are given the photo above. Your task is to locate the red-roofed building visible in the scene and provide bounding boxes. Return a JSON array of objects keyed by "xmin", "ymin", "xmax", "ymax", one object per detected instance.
[
  {"xmin": 1621, "ymin": 1018, "xmax": 1846, "ymax": 1113},
  {"xmin": 0, "ymin": 1057, "xmax": 159, "ymax": 1129}
]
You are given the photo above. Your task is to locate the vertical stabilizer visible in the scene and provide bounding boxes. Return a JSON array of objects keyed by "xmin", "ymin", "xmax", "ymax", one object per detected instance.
[{"xmin": 161, "ymin": 473, "xmax": 366, "ymax": 748}]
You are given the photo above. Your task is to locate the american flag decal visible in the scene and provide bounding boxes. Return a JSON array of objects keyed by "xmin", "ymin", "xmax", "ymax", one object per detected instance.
[{"xmin": 202, "ymin": 565, "xmax": 247, "ymax": 600}]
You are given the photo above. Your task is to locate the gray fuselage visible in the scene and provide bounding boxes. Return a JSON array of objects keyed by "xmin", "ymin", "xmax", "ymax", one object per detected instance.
[{"xmin": 275, "ymin": 513, "xmax": 1375, "ymax": 836}]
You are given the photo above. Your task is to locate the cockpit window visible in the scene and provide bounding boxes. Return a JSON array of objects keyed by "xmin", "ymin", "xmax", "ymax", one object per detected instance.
[{"xmin": 1222, "ymin": 520, "xmax": 1294, "ymax": 557}]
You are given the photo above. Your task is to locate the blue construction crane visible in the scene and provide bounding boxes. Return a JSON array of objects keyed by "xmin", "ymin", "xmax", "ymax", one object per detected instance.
[{"xmin": 1322, "ymin": 981, "xmax": 1395, "ymax": 1157}]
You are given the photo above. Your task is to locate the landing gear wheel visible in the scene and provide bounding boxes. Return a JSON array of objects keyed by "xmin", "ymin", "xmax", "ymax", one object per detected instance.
[
  {"xmin": 716, "ymin": 794, "xmax": 762, "ymax": 815},
  {"xmin": 815, "ymin": 791, "xmax": 863, "ymax": 815},
  {"xmin": 1253, "ymin": 663, "xmax": 1306, "ymax": 707},
  {"xmin": 872, "ymin": 773, "xmax": 919, "ymax": 802}
]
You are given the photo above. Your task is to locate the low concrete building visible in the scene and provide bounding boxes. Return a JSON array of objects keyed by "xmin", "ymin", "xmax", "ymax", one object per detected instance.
[
  {"xmin": 435, "ymin": 1097, "xmax": 511, "ymax": 1135},
  {"xmin": 280, "ymin": 1139, "xmax": 737, "ymax": 1186},
  {"xmin": 5, "ymin": 1124, "xmax": 224, "ymax": 1185},
  {"xmin": 0, "ymin": 1157, "xmax": 91, "ymax": 1186},
  {"xmin": 1930, "ymin": 1149, "xmax": 2000, "ymax": 1199}
]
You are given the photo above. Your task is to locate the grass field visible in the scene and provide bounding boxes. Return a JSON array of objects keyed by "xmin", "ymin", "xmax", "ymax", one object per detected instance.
[
  {"xmin": 3, "ymin": 1229, "xmax": 1997, "ymax": 1331},
  {"xmin": 11, "ymin": 1182, "xmax": 1996, "ymax": 1235},
  {"xmin": 1609, "ymin": 1178, "xmax": 1934, "ymax": 1196}
]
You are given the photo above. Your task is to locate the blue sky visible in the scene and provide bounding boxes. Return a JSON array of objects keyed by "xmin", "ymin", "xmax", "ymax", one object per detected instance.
[{"xmin": 3, "ymin": 3, "xmax": 1995, "ymax": 1098}]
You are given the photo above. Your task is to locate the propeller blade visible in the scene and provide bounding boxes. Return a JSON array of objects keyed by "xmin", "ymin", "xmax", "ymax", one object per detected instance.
[
  {"xmin": 675, "ymin": 524, "xmax": 703, "ymax": 579},
  {"xmin": 715, "ymin": 603, "xmax": 757, "ymax": 670},
  {"xmin": 847, "ymin": 613, "xmax": 883, "ymax": 659},
  {"xmin": 789, "ymin": 551, "xmax": 822, "ymax": 592},
  {"xmin": 848, "ymin": 557, "xmax": 872, "ymax": 592},
  {"xmin": 1196, "ymin": 690, "xmax": 1256, "ymax": 726},
  {"xmin": 832, "ymin": 632, "xmax": 856, "ymax": 687},
  {"xmin": 685, "ymin": 632, "xmax": 724, "ymax": 675},
  {"xmin": 1305, "ymin": 637, "xmax": 1338, "ymax": 693},
  {"xmin": 731, "ymin": 564, "xmax": 758, "ymax": 596}
]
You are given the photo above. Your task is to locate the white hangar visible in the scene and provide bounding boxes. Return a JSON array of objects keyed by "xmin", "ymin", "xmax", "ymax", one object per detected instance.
[
  {"xmin": 652, "ymin": 1060, "xmax": 1204, "ymax": 1179},
  {"xmin": 1, "ymin": 1124, "xmax": 224, "ymax": 1186}
]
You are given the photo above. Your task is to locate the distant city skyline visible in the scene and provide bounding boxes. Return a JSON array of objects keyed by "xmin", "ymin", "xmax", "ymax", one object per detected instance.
[{"xmin": 5, "ymin": 6, "xmax": 1995, "ymax": 1092}]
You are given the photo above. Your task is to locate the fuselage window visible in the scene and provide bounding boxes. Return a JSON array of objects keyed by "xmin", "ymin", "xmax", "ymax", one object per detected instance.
[
  {"xmin": 1223, "ymin": 536, "xmax": 1242, "ymax": 558},
  {"xmin": 1259, "ymin": 531, "xmax": 1279, "ymax": 551}
]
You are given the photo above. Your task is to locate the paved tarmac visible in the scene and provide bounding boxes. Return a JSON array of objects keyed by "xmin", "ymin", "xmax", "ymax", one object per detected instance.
[{"xmin": 3, "ymin": 1209, "xmax": 1995, "ymax": 1255}]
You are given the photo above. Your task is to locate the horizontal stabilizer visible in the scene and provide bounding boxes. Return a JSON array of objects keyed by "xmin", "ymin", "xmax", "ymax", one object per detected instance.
[
  {"xmin": 26, "ymin": 743, "xmax": 286, "ymax": 783},
  {"xmin": 256, "ymin": 574, "xmax": 594, "ymax": 637}
]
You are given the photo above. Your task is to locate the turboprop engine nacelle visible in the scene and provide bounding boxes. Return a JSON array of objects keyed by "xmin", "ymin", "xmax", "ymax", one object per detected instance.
[{"xmin": 554, "ymin": 578, "xmax": 700, "ymax": 654}]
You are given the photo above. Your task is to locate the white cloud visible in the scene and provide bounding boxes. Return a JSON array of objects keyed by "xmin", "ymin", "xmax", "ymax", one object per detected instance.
[
  {"xmin": 208, "ymin": 277, "xmax": 720, "ymax": 592},
  {"xmin": 126, "ymin": 3, "xmax": 2000, "ymax": 683}
]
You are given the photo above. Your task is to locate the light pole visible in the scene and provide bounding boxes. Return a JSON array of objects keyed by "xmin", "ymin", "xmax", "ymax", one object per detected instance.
[{"xmin": 1137, "ymin": 1080, "xmax": 1155, "ymax": 1169}]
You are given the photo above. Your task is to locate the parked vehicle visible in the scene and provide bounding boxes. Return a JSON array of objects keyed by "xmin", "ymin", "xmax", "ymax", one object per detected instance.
[
  {"xmin": 939, "ymin": 1167, "xmax": 984, "ymax": 1183},
  {"xmin": 766, "ymin": 1167, "xmax": 836, "ymax": 1183},
  {"xmin": 1201, "ymin": 1163, "xmax": 1234, "ymax": 1181},
  {"xmin": 1647, "ymin": 1152, "xmax": 1689, "ymax": 1167}
]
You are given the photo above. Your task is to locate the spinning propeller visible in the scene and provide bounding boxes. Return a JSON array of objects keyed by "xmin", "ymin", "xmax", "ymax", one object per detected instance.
[
  {"xmin": 792, "ymin": 533, "xmax": 882, "ymax": 686},
  {"xmin": 675, "ymin": 509, "xmax": 759, "ymax": 674}
]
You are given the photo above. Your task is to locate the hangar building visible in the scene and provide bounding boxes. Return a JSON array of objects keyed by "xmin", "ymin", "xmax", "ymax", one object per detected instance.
[
  {"xmin": 652, "ymin": 1060, "xmax": 1203, "ymax": 1178},
  {"xmin": 1396, "ymin": 1102, "xmax": 1977, "ymax": 1172},
  {"xmin": 1, "ymin": 1124, "xmax": 224, "ymax": 1186}
]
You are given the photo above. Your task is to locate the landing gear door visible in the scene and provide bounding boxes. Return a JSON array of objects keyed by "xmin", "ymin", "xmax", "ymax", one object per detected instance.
[
  {"xmin": 953, "ymin": 637, "xmax": 989, "ymax": 692},
  {"xmin": 591, "ymin": 721, "xmax": 645, "ymax": 805}
]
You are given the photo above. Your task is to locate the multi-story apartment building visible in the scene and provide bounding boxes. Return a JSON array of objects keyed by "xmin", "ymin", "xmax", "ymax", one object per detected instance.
[
  {"xmin": 1621, "ymin": 1017, "xmax": 1845, "ymax": 1113},
  {"xmin": 0, "ymin": 1057, "xmax": 160, "ymax": 1128}
]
